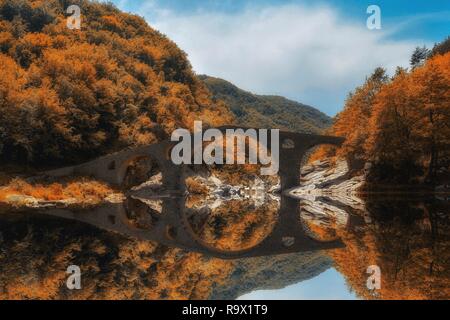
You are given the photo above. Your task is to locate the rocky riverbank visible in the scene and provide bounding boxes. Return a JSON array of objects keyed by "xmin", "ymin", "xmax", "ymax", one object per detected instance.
[
  {"xmin": 0, "ymin": 159, "xmax": 365, "ymax": 212},
  {"xmin": 290, "ymin": 159, "xmax": 366, "ymax": 208}
]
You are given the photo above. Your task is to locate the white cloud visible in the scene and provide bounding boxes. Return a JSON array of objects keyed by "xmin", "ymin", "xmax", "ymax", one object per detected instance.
[{"xmin": 133, "ymin": 3, "xmax": 419, "ymax": 115}]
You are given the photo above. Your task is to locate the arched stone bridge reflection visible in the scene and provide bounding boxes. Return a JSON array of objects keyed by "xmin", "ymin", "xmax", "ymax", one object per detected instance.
[{"xmin": 41, "ymin": 127, "xmax": 346, "ymax": 259}]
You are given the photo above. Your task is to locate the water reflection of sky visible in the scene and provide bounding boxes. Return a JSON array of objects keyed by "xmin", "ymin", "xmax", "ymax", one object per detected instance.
[{"xmin": 237, "ymin": 268, "xmax": 358, "ymax": 300}]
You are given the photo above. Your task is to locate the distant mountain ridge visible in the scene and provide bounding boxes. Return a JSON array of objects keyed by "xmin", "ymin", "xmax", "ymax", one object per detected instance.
[
  {"xmin": 209, "ymin": 251, "xmax": 332, "ymax": 300},
  {"xmin": 199, "ymin": 75, "xmax": 332, "ymax": 134}
]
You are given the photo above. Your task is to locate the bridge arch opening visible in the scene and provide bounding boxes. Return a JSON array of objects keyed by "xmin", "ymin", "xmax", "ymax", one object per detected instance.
[
  {"xmin": 185, "ymin": 194, "xmax": 280, "ymax": 252},
  {"xmin": 299, "ymin": 207, "xmax": 342, "ymax": 242},
  {"xmin": 121, "ymin": 155, "xmax": 162, "ymax": 190},
  {"xmin": 123, "ymin": 197, "xmax": 163, "ymax": 231},
  {"xmin": 180, "ymin": 129, "xmax": 284, "ymax": 252},
  {"xmin": 296, "ymin": 143, "xmax": 350, "ymax": 242},
  {"xmin": 300, "ymin": 144, "xmax": 345, "ymax": 186}
]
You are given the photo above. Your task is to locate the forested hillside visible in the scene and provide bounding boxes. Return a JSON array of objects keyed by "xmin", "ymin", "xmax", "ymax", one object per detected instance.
[
  {"xmin": 0, "ymin": 0, "xmax": 233, "ymax": 168},
  {"xmin": 312, "ymin": 40, "xmax": 450, "ymax": 185},
  {"xmin": 200, "ymin": 75, "xmax": 332, "ymax": 134}
]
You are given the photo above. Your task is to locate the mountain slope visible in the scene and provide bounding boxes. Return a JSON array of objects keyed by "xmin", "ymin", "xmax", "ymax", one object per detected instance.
[
  {"xmin": 210, "ymin": 251, "xmax": 332, "ymax": 299},
  {"xmin": 200, "ymin": 75, "xmax": 332, "ymax": 133},
  {"xmin": 0, "ymin": 0, "xmax": 233, "ymax": 168}
]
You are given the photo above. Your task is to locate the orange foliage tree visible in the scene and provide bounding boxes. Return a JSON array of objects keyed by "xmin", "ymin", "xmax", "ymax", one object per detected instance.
[
  {"xmin": 312, "ymin": 48, "xmax": 450, "ymax": 184},
  {"xmin": 0, "ymin": 0, "xmax": 233, "ymax": 168},
  {"xmin": 367, "ymin": 53, "xmax": 450, "ymax": 183}
]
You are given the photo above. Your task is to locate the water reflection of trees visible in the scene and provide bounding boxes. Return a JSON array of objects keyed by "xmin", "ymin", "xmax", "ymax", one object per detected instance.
[
  {"xmin": 0, "ymin": 214, "xmax": 235, "ymax": 300},
  {"xmin": 187, "ymin": 199, "xmax": 279, "ymax": 251},
  {"xmin": 328, "ymin": 198, "xmax": 449, "ymax": 300},
  {"xmin": 0, "ymin": 197, "xmax": 447, "ymax": 300}
]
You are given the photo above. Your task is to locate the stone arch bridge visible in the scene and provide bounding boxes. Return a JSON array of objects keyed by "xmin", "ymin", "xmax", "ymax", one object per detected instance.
[{"xmin": 40, "ymin": 127, "xmax": 346, "ymax": 259}]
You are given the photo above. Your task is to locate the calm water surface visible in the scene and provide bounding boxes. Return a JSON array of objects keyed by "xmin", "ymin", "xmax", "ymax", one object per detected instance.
[{"xmin": 0, "ymin": 194, "xmax": 448, "ymax": 300}]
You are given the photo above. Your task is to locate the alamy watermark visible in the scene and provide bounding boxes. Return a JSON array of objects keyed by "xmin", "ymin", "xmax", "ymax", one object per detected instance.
[
  {"xmin": 66, "ymin": 265, "xmax": 81, "ymax": 290},
  {"xmin": 67, "ymin": 5, "xmax": 81, "ymax": 30},
  {"xmin": 366, "ymin": 265, "xmax": 381, "ymax": 290},
  {"xmin": 367, "ymin": 5, "xmax": 381, "ymax": 30},
  {"xmin": 171, "ymin": 121, "xmax": 280, "ymax": 176}
]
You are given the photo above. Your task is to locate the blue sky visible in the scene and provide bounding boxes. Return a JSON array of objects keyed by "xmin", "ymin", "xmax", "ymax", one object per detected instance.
[
  {"xmin": 111, "ymin": 0, "xmax": 450, "ymax": 116},
  {"xmin": 237, "ymin": 268, "xmax": 358, "ymax": 300}
]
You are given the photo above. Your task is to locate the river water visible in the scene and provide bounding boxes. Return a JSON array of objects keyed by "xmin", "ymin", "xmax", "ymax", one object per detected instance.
[{"xmin": 0, "ymin": 194, "xmax": 448, "ymax": 300}]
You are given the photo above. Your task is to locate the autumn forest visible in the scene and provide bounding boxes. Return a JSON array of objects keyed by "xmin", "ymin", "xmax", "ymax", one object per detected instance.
[
  {"xmin": 0, "ymin": 0, "xmax": 448, "ymax": 186},
  {"xmin": 311, "ymin": 41, "xmax": 450, "ymax": 186},
  {"xmin": 0, "ymin": 0, "xmax": 449, "ymax": 301},
  {"xmin": 0, "ymin": 0, "xmax": 233, "ymax": 168}
]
